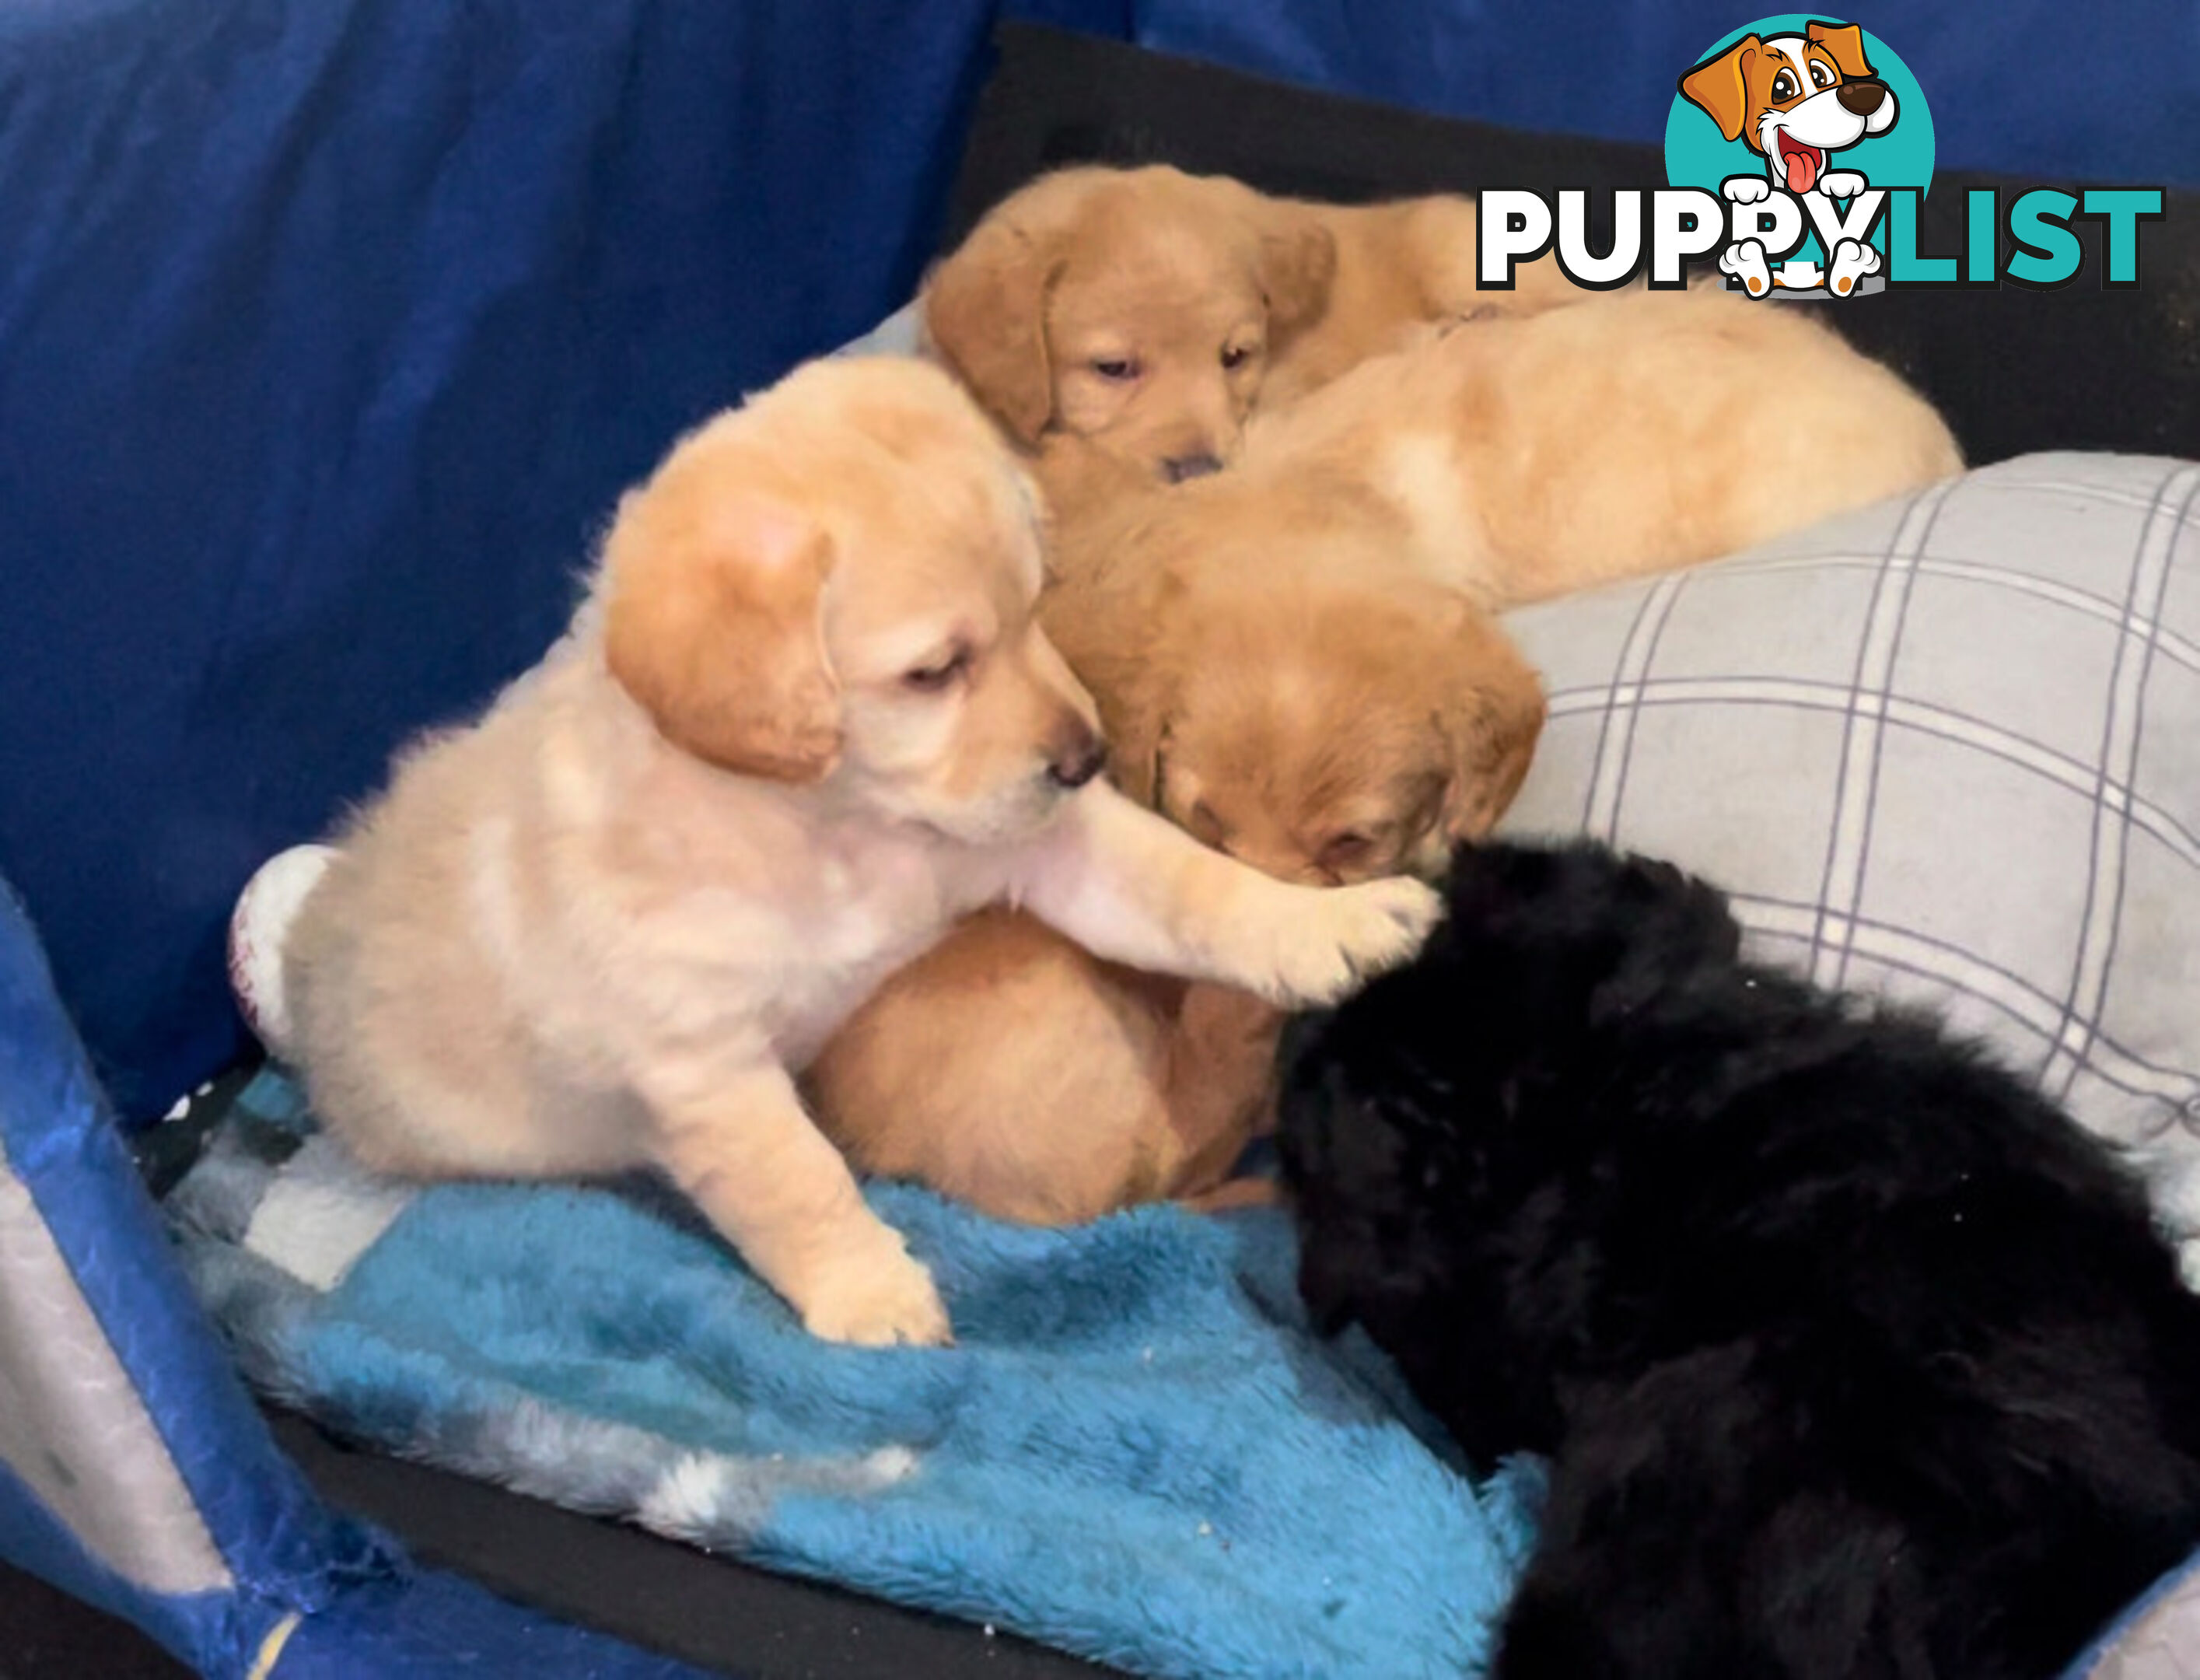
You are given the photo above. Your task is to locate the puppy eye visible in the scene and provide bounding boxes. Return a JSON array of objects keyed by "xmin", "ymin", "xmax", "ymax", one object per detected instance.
[
  {"xmin": 902, "ymin": 647, "xmax": 971, "ymax": 692},
  {"xmin": 1772, "ymin": 69, "xmax": 1797, "ymax": 100},
  {"xmin": 1188, "ymin": 800, "xmax": 1228, "ymax": 845},
  {"xmin": 1090, "ymin": 357, "xmax": 1140, "ymax": 382},
  {"xmin": 1809, "ymin": 59, "xmax": 1832, "ymax": 87},
  {"xmin": 1219, "ymin": 344, "xmax": 1257, "ymax": 371},
  {"xmin": 1318, "ymin": 831, "xmax": 1375, "ymax": 870}
]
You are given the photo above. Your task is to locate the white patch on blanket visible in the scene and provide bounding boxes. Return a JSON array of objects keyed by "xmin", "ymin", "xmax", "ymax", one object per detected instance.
[
  {"xmin": 638, "ymin": 1444, "xmax": 921, "ymax": 1544},
  {"xmin": 243, "ymin": 1136, "xmax": 415, "ymax": 1291}
]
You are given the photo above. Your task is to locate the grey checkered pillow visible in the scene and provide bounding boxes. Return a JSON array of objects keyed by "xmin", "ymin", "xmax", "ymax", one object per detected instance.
[{"xmin": 1496, "ymin": 452, "xmax": 2200, "ymax": 1256}]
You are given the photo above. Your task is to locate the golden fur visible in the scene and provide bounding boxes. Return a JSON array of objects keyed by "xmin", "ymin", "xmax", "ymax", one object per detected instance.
[
  {"xmin": 808, "ymin": 441, "xmax": 1546, "ymax": 1223},
  {"xmin": 807, "ymin": 909, "xmax": 1284, "ymax": 1224},
  {"xmin": 921, "ymin": 163, "xmax": 1585, "ymax": 481},
  {"xmin": 811, "ymin": 285, "xmax": 1958, "ymax": 1227},
  {"xmin": 1231, "ymin": 281, "xmax": 1964, "ymax": 608},
  {"xmin": 282, "ymin": 356, "xmax": 1442, "ymax": 1345}
]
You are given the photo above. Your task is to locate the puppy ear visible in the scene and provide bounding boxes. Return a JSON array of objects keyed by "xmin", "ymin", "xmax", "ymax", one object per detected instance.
[
  {"xmin": 1099, "ymin": 688, "xmax": 1169, "ymax": 808},
  {"xmin": 1256, "ymin": 206, "xmax": 1338, "ymax": 340},
  {"xmin": 1621, "ymin": 855, "xmax": 1745, "ymax": 964},
  {"xmin": 1434, "ymin": 603, "xmax": 1547, "ymax": 842},
  {"xmin": 602, "ymin": 487, "xmax": 841, "ymax": 782},
  {"xmin": 922, "ymin": 205, "xmax": 1065, "ymax": 445},
  {"xmin": 1593, "ymin": 856, "xmax": 1746, "ymax": 1017},
  {"xmin": 1041, "ymin": 567, "xmax": 1181, "ymax": 807},
  {"xmin": 1805, "ymin": 19, "xmax": 1873, "ymax": 80},
  {"xmin": 1678, "ymin": 36, "xmax": 1761, "ymax": 144}
]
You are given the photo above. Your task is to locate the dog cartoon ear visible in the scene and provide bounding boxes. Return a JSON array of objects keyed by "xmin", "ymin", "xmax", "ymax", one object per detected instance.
[
  {"xmin": 1806, "ymin": 19, "xmax": 1874, "ymax": 80},
  {"xmin": 1255, "ymin": 205, "xmax": 1339, "ymax": 340},
  {"xmin": 603, "ymin": 478, "xmax": 842, "ymax": 782},
  {"xmin": 922, "ymin": 191, "xmax": 1070, "ymax": 445},
  {"xmin": 1678, "ymin": 34, "xmax": 1761, "ymax": 144},
  {"xmin": 1434, "ymin": 600, "xmax": 1547, "ymax": 842}
]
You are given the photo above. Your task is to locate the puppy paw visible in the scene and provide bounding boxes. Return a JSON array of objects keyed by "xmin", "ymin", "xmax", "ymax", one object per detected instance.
[
  {"xmin": 1255, "ymin": 877, "xmax": 1444, "ymax": 1006},
  {"xmin": 797, "ymin": 1242, "xmax": 953, "ymax": 1348},
  {"xmin": 1720, "ymin": 174, "xmax": 1772, "ymax": 205},
  {"xmin": 1819, "ymin": 170, "xmax": 1867, "ymax": 198},
  {"xmin": 1718, "ymin": 237, "xmax": 1772, "ymax": 297},
  {"xmin": 1828, "ymin": 236, "xmax": 1883, "ymax": 296}
]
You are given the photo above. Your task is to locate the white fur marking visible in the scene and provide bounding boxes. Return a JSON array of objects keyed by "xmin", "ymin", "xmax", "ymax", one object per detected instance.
[{"xmin": 1379, "ymin": 433, "xmax": 1471, "ymax": 558}]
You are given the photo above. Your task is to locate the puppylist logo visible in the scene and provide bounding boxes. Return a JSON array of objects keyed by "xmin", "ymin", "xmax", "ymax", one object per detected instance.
[
  {"xmin": 1478, "ymin": 17, "xmax": 2164, "ymax": 299},
  {"xmin": 1675, "ymin": 17, "xmax": 1918, "ymax": 296}
]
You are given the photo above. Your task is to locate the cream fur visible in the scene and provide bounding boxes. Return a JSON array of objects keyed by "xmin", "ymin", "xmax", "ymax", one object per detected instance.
[{"xmin": 283, "ymin": 355, "xmax": 1439, "ymax": 1346}]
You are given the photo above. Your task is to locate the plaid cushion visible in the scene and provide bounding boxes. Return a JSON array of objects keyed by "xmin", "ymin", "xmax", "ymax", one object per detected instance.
[{"xmin": 1497, "ymin": 452, "xmax": 2200, "ymax": 1251}]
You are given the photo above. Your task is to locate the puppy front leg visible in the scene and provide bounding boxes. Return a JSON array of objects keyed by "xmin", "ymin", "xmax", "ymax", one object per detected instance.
[
  {"xmin": 1012, "ymin": 784, "xmax": 1442, "ymax": 1008},
  {"xmin": 639, "ymin": 1059, "xmax": 950, "ymax": 1347}
]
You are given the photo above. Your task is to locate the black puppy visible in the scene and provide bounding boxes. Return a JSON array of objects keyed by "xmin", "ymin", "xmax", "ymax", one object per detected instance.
[{"xmin": 1278, "ymin": 840, "xmax": 2200, "ymax": 1680}]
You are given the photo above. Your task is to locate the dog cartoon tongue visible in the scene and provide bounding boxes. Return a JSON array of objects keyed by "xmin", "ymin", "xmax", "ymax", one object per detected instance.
[{"xmin": 1779, "ymin": 132, "xmax": 1824, "ymax": 194}]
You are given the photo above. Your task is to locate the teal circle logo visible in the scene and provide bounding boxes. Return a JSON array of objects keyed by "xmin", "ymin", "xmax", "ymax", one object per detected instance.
[{"xmin": 1666, "ymin": 17, "xmax": 1934, "ymax": 290}]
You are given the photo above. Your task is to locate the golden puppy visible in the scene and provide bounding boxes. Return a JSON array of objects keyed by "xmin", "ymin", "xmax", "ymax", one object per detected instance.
[
  {"xmin": 808, "ymin": 456, "xmax": 1544, "ymax": 1224},
  {"xmin": 281, "ymin": 357, "xmax": 1442, "ymax": 1346},
  {"xmin": 807, "ymin": 911, "xmax": 1284, "ymax": 1225},
  {"xmin": 1041, "ymin": 500, "xmax": 1546, "ymax": 878},
  {"xmin": 922, "ymin": 163, "xmax": 1583, "ymax": 483},
  {"xmin": 1234, "ymin": 281, "xmax": 1964, "ymax": 607}
]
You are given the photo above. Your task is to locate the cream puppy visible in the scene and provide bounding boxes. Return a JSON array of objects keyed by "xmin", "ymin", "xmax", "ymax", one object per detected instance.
[{"xmin": 281, "ymin": 357, "xmax": 1439, "ymax": 1347}]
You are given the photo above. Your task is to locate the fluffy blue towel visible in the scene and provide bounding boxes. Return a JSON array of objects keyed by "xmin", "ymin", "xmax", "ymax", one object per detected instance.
[{"xmin": 166, "ymin": 1071, "xmax": 1541, "ymax": 1678}]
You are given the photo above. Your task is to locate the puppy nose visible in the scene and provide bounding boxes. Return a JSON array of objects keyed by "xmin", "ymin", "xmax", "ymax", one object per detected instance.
[
  {"xmin": 1163, "ymin": 453, "xmax": 1223, "ymax": 485},
  {"xmin": 1048, "ymin": 726, "xmax": 1107, "ymax": 790},
  {"xmin": 1836, "ymin": 78, "xmax": 1887, "ymax": 115}
]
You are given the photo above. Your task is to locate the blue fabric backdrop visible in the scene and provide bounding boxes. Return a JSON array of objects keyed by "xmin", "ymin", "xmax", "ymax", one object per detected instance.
[
  {"xmin": 2, "ymin": 0, "xmax": 2179, "ymax": 1121},
  {"xmin": 0, "ymin": 0, "xmax": 999, "ymax": 1119},
  {"xmin": 1018, "ymin": 1, "xmax": 2198, "ymax": 190}
]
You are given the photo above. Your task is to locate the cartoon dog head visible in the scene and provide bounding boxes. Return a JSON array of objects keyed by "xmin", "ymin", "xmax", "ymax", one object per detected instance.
[{"xmin": 1679, "ymin": 20, "xmax": 1897, "ymax": 194}]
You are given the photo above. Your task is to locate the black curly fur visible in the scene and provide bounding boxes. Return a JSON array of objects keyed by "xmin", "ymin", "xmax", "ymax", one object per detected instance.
[{"xmin": 1278, "ymin": 839, "xmax": 2200, "ymax": 1679}]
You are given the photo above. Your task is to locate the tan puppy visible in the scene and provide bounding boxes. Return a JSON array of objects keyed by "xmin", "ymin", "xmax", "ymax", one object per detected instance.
[
  {"xmin": 1038, "ymin": 475, "xmax": 1546, "ymax": 877},
  {"xmin": 808, "ymin": 447, "xmax": 1545, "ymax": 1224},
  {"xmin": 808, "ymin": 911, "xmax": 1284, "ymax": 1224},
  {"xmin": 281, "ymin": 357, "xmax": 1441, "ymax": 1346},
  {"xmin": 1233, "ymin": 282, "xmax": 1963, "ymax": 607},
  {"xmin": 922, "ymin": 164, "xmax": 1583, "ymax": 484}
]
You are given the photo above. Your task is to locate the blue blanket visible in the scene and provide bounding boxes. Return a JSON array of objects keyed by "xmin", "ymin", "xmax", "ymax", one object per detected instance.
[{"xmin": 166, "ymin": 1071, "xmax": 1542, "ymax": 1679}]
